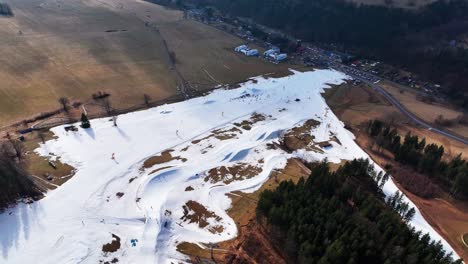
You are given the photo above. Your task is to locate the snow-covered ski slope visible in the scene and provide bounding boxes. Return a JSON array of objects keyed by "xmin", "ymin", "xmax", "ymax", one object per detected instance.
[{"xmin": 0, "ymin": 70, "xmax": 458, "ymax": 263}]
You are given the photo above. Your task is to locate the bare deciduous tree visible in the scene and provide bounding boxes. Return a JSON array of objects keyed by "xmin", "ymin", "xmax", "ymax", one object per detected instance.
[
  {"xmin": 169, "ymin": 51, "xmax": 176, "ymax": 64},
  {"xmin": 101, "ymin": 98, "xmax": 113, "ymax": 115},
  {"xmin": 143, "ymin": 94, "xmax": 152, "ymax": 107},
  {"xmin": 384, "ymin": 112, "xmax": 402, "ymax": 126},
  {"xmin": 58, "ymin": 97, "xmax": 70, "ymax": 113}
]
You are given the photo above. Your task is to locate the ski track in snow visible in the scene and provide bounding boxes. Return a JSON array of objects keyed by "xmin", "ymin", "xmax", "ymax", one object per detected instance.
[{"xmin": 0, "ymin": 70, "xmax": 459, "ymax": 263}]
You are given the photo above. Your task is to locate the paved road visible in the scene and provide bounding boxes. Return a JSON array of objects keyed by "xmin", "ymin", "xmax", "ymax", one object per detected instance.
[{"xmin": 347, "ymin": 73, "xmax": 468, "ymax": 145}]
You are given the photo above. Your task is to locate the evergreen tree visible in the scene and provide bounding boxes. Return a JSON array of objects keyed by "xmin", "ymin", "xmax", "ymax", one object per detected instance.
[
  {"xmin": 256, "ymin": 159, "xmax": 461, "ymax": 264},
  {"xmin": 366, "ymin": 120, "xmax": 467, "ymax": 199},
  {"xmin": 80, "ymin": 113, "xmax": 90, "ymax": 128}
]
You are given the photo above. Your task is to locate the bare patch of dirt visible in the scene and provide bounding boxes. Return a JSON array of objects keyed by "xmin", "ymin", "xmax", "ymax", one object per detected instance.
[
  {"xmin": 180, "ymin": 146, "xmax": 190, "ymax": 152},
  {"xmin": 205, "ymin": 163, "xmax": 262, "ymax": 184},
  {"xmin": 213, "ymin": 127, "xmax": 243, "ymax": 140},
  {"xmin": 185, "ymin": 186, "xmax": 194, "ymax": 191},
  {"xmin": 141, "ymin": 150, "xmax": 186, "ymax": 170},
  {"xmin": 234, "ymin": 113, "xmax": 266, "ymax": 131},
  {"xmin": 192, "ymin": 136, "xmax": 210, "ymax": 145},
  {"xmin": 102, "ymin": 234, "xmax": 121, "ymax": 253},
  {"xmin": 115, "ymin": 192, "xmax": 124, "ymax": 198},
  {"xmin": 282, "ymin": 119, "xmax": 322, "ymax": 152},
  {"xmin": 22, "ymin": 131, "xmax": 75, "ymax": 190},
  {"xmin": 181, "ymin": 201, "xmax": 222, "ymax": 233},
  {"xmin": 209, "ymin": 225, "xmax": 224, "ymax": 234},
  {"xmin": 192, "ymin": 127, "xmax": 243, "ymax": 145}
]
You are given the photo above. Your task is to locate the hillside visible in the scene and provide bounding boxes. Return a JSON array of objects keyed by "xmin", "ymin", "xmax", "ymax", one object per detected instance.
[
  {"xmin": 0, "ymin": 0, "xmax": 289, "ymax": 127},
  {"xmin": 0, "ymin": 70, "xmax": 458, "ymax": 263},
  {"xmin": 193, "ymin": 0, "xmax": 468, "ymax": 110},
  {"xmin": 257, "ymin": 160, "xmax": 460, "ymax": 263}
]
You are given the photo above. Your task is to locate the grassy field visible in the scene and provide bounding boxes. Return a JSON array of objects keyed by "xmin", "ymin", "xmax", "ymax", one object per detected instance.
[
  {"xmin": 379, "ymin": 81, "xmax": 468, "ymax": 138},
  {"xmin": 323, "ymin": 82, "xmax": 467, "ymax": 158},
  {"xmin": 22, "ymin": 131, "xmax": 75, "ymax": 190},
  {"xmin": 0, "ymin": 0, "xmax": 291, "ymax": 127}
]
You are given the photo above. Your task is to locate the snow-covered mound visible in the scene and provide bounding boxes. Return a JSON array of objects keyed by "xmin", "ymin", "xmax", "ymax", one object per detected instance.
[{"xmin": 0, "ymin": 70, "xmax": 458, "ymax": 263}]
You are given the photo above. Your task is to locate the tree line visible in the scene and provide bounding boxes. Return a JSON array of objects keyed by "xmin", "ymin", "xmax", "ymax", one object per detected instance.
[
  {"xmin": 186, "ymin": 0, "xmax": 468, "ymax": 110},
  {"xmin": 367, "ymin": 120, "xmax": 468, "ymax": 199},
  {"xmin": 256, "ymin": 159, "xmax": 460, "ymax": 264}
]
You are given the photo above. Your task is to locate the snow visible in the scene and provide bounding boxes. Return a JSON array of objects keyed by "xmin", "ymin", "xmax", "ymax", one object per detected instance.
[{"xmin": 0, "ymin": 69, "xmax": 458, "ymax": 263}]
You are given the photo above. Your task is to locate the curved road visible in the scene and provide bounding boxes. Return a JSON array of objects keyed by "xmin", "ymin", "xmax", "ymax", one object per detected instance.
[{"xmin": 352, "ymin": 74, "xmax": 468, "ymax": 145}]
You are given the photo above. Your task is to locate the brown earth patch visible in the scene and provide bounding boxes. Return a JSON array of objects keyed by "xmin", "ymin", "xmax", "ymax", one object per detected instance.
[
  {"xmin": 141, "ymin": 150, "xmax": 186, "ymax": 170},
  {"xmin": 102, "ymin": 234, "xmax": 121, "ymax": 253},
  {"xmin": 181, "ymin": 200, "xmax": 223, "ymax": 232},
  {"xmin": 213, "ymin": 127, "xmax": 243, "ymax": 141},
  {"xmin": 282, "ymin": 119, "xmax": 322, "ymax": 152},
  {"xmin": 180, "ymin": 146, "xmax": 190, "ymax": 152},
  {"xmin": 185, "ymin": 186, "xmax": 194, "ymax": 191},
  {"xmin": 205, "ymin": 163, "xmax": 262, "ymax": 184},
  {"xmin": 234, "ymin": 113, "xmax": 266, "ymax": 131},
  {"xmin": 23, "ymin": 131, "xmax": 74, "ymax": 190},
  {"xmin": 192, "ymin": 127, "xmax": 243, "ymax": 145}
]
